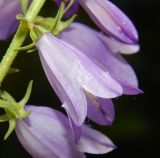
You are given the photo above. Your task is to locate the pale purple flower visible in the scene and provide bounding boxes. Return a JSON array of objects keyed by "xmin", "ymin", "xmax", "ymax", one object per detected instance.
[
  {"xmin": 36, "ymin": 33, "xmax": 123, "ymax": 127},
  {"xmin": 79, "ymin": 0, "xmax": 138, "ymax": 44},
  {"xmin": 0, "ymin": 0, "xmax": 21, "ymax": 40},
  {"xmin": 15, "ymin": 105, "xmax": 115, "ymax": 158},
  {"xmin": 59, "ymin": 22, "xmax": 142, "ymax": 95},
  {"xmin": 56, "ymin": 0, "xmax": 138, "ymax": 44},
  {"xmin": 0, "ymin": 0, "xmax": 32, "ymax": 40}
]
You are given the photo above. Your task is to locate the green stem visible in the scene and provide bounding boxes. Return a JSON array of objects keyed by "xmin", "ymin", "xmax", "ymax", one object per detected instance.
[
  {"xmin": 0, "ymin": 0, "xmax": 46, "ymax": 86},
  {"xmin": 0, "ymin": 22, "xmax": 28, "ymax": 85}
]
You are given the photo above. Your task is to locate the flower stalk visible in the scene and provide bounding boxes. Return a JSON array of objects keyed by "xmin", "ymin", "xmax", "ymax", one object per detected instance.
[{"xmin": 0, "ymin": 0, "xmax": 47, "ymax": 86}]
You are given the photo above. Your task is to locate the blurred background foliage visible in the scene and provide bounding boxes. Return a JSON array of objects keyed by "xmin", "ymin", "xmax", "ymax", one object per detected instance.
[{"xmin": 0, "ymin": 0, "xmax": 160, "ymax": 157}]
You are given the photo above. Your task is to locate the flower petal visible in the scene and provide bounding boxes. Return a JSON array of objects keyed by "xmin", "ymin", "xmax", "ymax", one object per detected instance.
[
  {"xmin": 86, "ymin": 95, "xmax": 115, "ymax": 125},
  {"xmin": 15, "ymin": 105, "xmax": 86, "ymax": 158},
  {"xmin": 54, "ymin": 34, "xmax": 123, "ymax": 98},
  {"xmin": 117, "ymin": 80, "xmax": 143, "ymax": 95},
  {"xmin": 37, "ymin": 40, "xmax": 87, "ymax": 126},
  {"xmin": 37, "ymin": 33, "xmax": 122, "ymax": 125},
  {"xmin": 59, "ymin": 23, "xmax": 140, "ymax": 94},
  {"xmin": 68, "ymin": 115, "xmax": 81, "ymax": 142},
  {"xmin": 98, "ymin": 33, "xmax": 140, "ymax": 54},
  {"xmin": 77, "ymin": 125, "xmax": 116, "ymax": 154},
  {"xmin": 79, "ymin": 0, "xmax": 138, "ymax": 44},
  {"xmin": 16, "ymin": 105, "xmax": 115, "ymax": 157}
]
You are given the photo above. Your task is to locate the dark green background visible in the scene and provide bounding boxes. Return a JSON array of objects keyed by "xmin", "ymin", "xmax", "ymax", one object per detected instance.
[{"xmin": 0, "ymin": 0, "xmax": 159, "ymax": 157}]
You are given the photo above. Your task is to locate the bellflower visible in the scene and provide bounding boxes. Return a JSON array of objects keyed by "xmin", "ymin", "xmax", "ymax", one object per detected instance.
[
  {"xmin": 0, "ymin": 0, "xmax": 21, "ymax": 40},
  {"xmin": 36, "ymin": 33, "xmax": 123, "ymax": 127},
  {"xmin": 15, "ymin": 105, "xmax": 115, "ymax": 158},
  {"xmin": 59, "ymin": 22, "xmax": 142, "ymax": 95},
  {"xmin": 79, "ymin": 0, "xmax": 138, "ymax": 44},
  {"xmin": 56, "ymin": 0, "xmax": 138, "ymax": 44}
]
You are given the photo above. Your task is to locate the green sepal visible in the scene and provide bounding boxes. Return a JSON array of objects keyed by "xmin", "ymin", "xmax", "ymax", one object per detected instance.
[
  {"xmin": 34, "ymin": 16, "xmax": 56, "ymax": 30},
  {"xmin": 1, "ymin": 91, "xmax": 17, "ymax": 103},
  {"xmin": 30, "ymin": 25, "xmax": 38, "ymax": 41},
  {"xmin": 33, "ymin": 1, "xmax": 76, "ymax": 37},
  {"xmin": 34, "ymin": 14, "xmax": 76, "ymax": 37},
  {"xmin": 0, "ymin": 114, "xmax": 9, "ymax": 123},
  {"xmin": 16, "ymin": 14, "xmax": 25, "ymax": 21},
  {"xmin": 51, "ymin": 1, "xmax": 65, "ymax": 33},
  {"xmin": 0, "ymin": 100, "xmax": 18, "ymax": 117},
  {"xmin": 29, "ymin": 24, "xmax": 48, "ymax": 41},
  {"xmin": 0, "ymin": 91, "xmax": 20, "ymax": 118},
  {"xmin": 0, "ymin": 99, "xmax": 14, "ymax": 109},
  {"xmin": 0, "ymin": 100, "xmax": 20, "ymax": 120},
  {"xmin": 27, "ymin": 48, "xmax": 37, "ymax": 53},
  {"xmin": 4, "ymin": 119, "xmax": 16, "ymax": 140},
  {"xmin": 19, "ymin": 80, "xmax": 33, "ymax": 107},
  {"xmin": 0, "ymin": 81, "xmax": 33, "ymax": 139},
  {"xmin": 20, "ymin": 0, "xmax": 29, "ymax": 15},
  {"xmin": 53, "ymin": 14, "xmax": 77, "ymax": 36},
  {"xmin": 33, "ymin": 25, "xmax": 48, "ymax": 40},
  {"xmin": 15, "ymin": 42, "xmax": 35, "ymax": 52}
]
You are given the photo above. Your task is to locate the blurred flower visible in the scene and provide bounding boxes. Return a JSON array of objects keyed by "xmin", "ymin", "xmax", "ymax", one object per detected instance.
[
  {"xmin": 0, "ymin": 0, "xmax": 32, "ymax": 40},
  {"xmin": 0, "ymin": 0, "xmax": 21, "ymax": 40},
  {"xmin": 36, "ymin": 33, "xmax": 123, "ymax": 127},
  {"xmin": 59, "ymin": 22, "xmax": 142, "ymax": 95},
  {"xmin": 15, "ymin": 105, "xmax": 115, "ymax": 158},
  {"xmin": 56, "ymin": 0, "xmax": 138, "ymax": 44}
]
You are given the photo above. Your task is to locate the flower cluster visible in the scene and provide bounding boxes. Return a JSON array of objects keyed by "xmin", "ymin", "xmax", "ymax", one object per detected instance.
[{"xmin": 0, "ymin": 0, "xmax": 142, "ymax": 158}]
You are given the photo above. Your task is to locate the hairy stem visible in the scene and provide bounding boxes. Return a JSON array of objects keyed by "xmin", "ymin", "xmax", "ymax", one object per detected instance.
[{"xmin": 0, "ymin": 0, "xmax": 46, "ymax": 85}]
